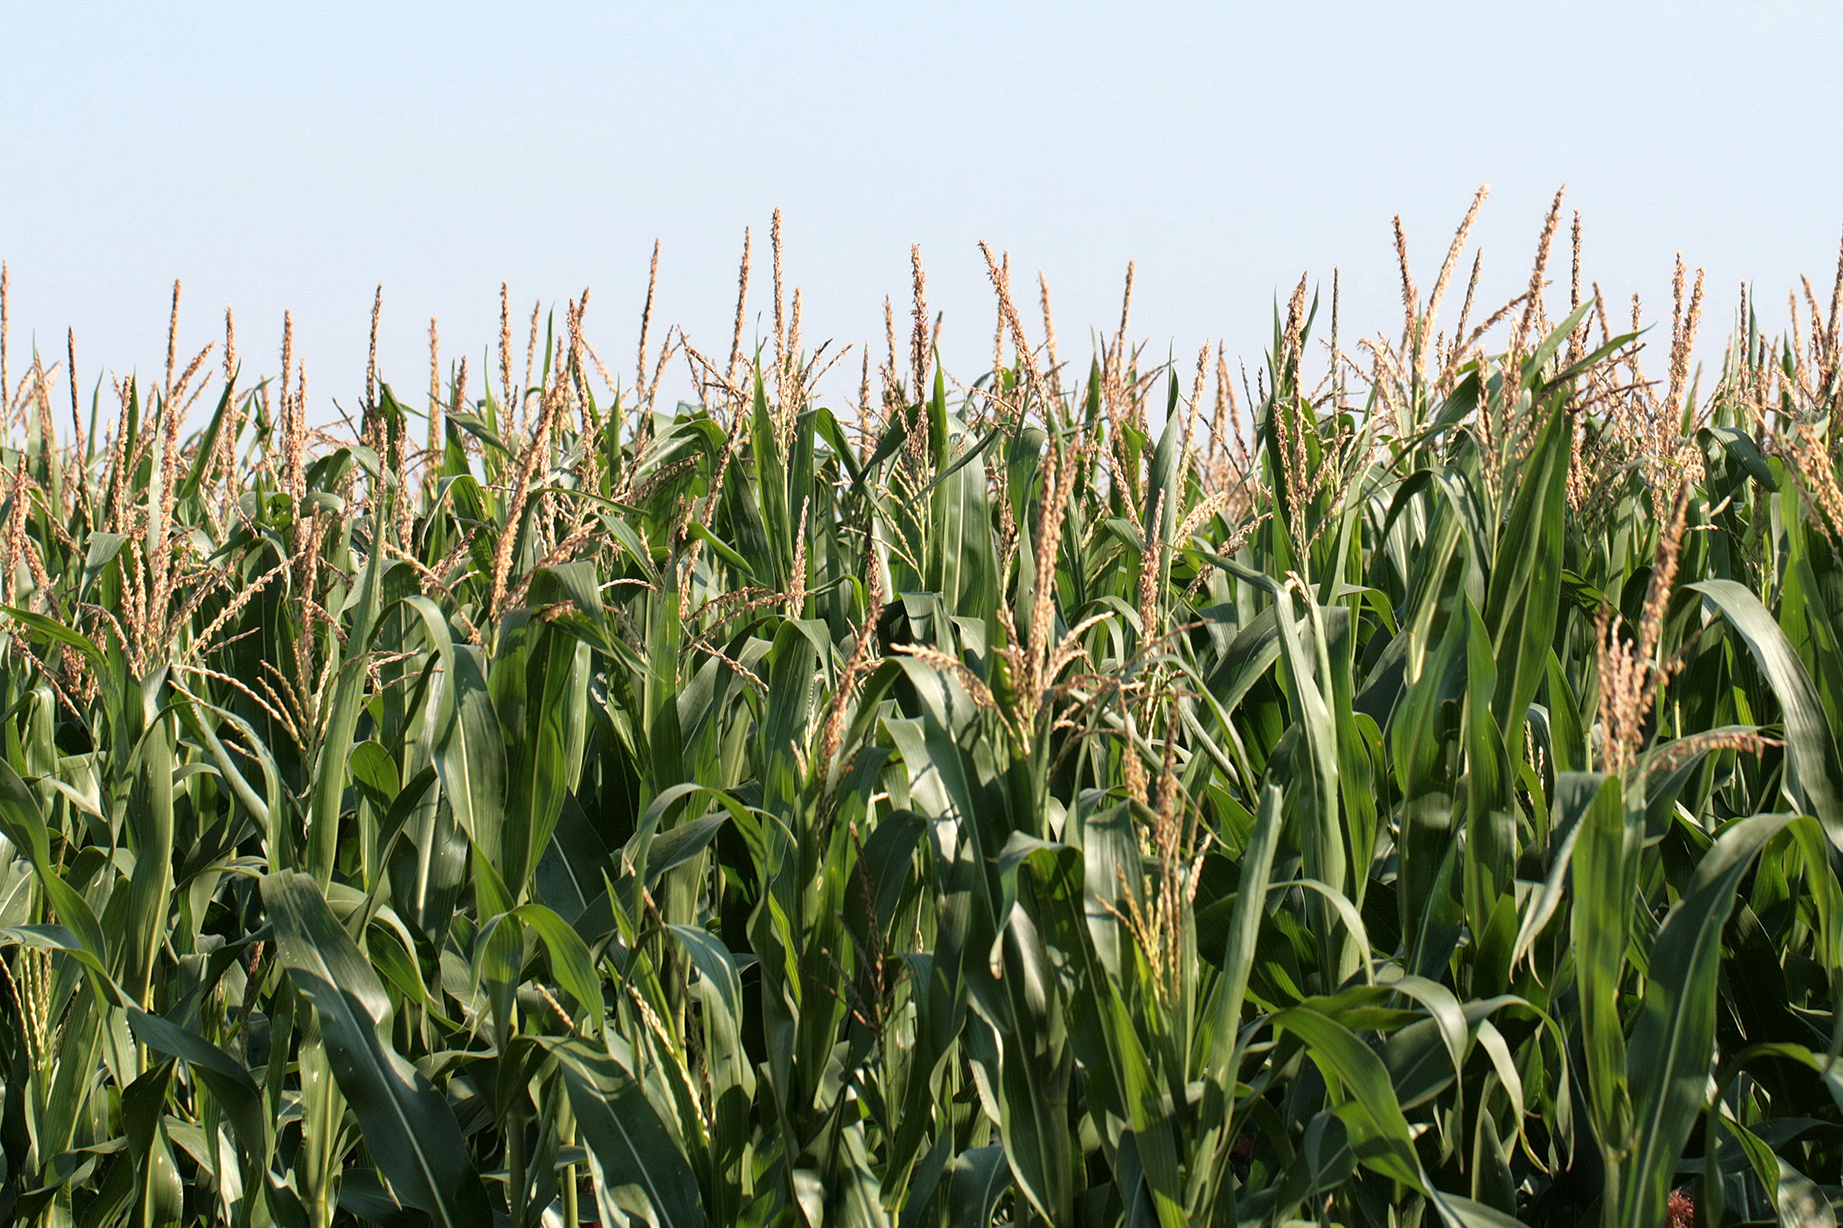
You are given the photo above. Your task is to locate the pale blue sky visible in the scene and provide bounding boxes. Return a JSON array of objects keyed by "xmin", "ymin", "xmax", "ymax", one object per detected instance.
[{"xmin": 3, "ymin": 2, "xmax": 1841, "ymax": 418}]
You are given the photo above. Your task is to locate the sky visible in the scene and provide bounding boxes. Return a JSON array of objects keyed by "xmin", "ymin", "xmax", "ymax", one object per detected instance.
[{"xmin": 3, "ymin": 2, "xmax": 1841, "ymax": 425}]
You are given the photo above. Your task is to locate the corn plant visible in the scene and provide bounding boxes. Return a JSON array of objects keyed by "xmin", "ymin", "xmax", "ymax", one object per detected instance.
[{"xmin": 0, "ymin": 194, "xmax": 1841, "ymax": 1228}]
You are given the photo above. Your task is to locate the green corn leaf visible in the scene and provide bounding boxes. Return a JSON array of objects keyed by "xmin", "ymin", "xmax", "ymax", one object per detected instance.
[
  {"xmin": 126, "ymin": 1008, "xmax": 268, "ymax": 1159},
  {"xmin": 0, "ymin": 757, "xmax": 110, "ymax": 965},
  {"xmin": 1269, "ymin": 1004, "xmax": 1427, "ymax": 1192},
  {"xmin": 1482, "ymin": 387, "xmax": 1569, "ymax": 741},
  {"xmin": 945, "ymin": 1146, "xmax": 1010, "ymax": 1228},
  {"xmin": 512, "ymin": 901, "xmax": 602, "ymax": 1033},
  {"xmin": 304, "ymin": 502, "xmax": 385, "ymax": 885},
  {"xmin": 262, "ymin": 871, "xmax": 492, "ymax": 1228},
  {"xmin": 1691, "ymin": 579, "xmax": 1843, "ymax": 850},
  {"xmin": 402, "ymin": 595, "xmax": 508, "ymax": 874},
  {"xmin": 1570, "ymin": 772, "xmax": 1636, "ymax": 1163},
  {"xmin": 548, "ymin": 1038, "xmax": 707, "ymax": 1228},
  {"xmin": 1621, "ymin": 813, "xmax": 1799, "ymax": 1228}
]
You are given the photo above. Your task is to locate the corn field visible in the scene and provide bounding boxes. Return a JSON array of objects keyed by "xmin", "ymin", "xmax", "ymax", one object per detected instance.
[{"xmin": 1, "ymin": 193, "xmax": 1842, "ymax": 1228}]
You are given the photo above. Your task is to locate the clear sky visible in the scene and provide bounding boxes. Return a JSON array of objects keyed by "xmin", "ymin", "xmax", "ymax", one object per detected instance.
[{"xmin": 3, "ymin": 2, "xmax": 1841, "ymax": 422}]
